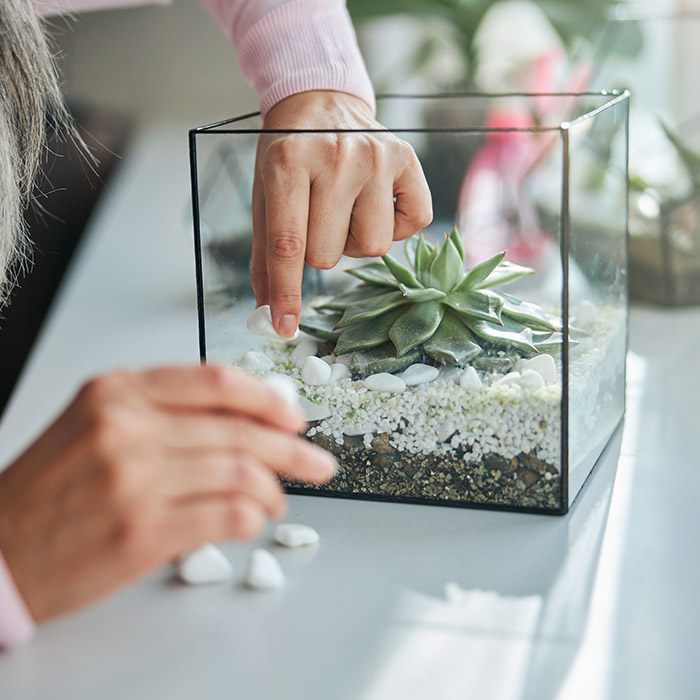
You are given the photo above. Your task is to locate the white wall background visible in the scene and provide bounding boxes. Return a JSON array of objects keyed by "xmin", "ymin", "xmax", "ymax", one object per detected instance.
[{"xmin": 47, "ymin": 0, "xmax": 258, "ymax": 125}]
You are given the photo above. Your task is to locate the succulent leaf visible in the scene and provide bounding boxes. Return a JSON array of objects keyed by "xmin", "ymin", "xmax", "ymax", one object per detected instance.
[
  {"xmin": 424, "ymin": 311, "xmax": 481, "ymax": 365},
  {"xmin": 335, "ymin": 289, "xmax": 405, "ymax": 328},
  {"xmin": 298, "ymin": 312, "xmax": 342, "ymax": 340},
  {"xmin": 399, "ymin": 284, "xmax": 446, "ymax": 302},
  {"xmin": 346, "ymin": 261, "xmax": 398, "ymax": 287},
  {"xmin": 454, "ymin": 251, "xmax": 506, "ymax": 292},
  {"xmin": 404, "ymin": 235, "xmax": 419, "ymax": 268},
  {"xmin": 425, "ymin": 236, "xmax": 463, "ymax": 291},
  {"xmin": 444, "ymin": 289, "xmax": 503, "ymax": 324},
  {"xmin": 351, "ymin": 343, "xmax": 422, "ymax": 375},
  {"xmin": 470, "ymin": 318, "xmax": 538, "ymax": 355},
  {"xmin": 389, "ymin": 301, "xmax": 444, "ymax": 356},
  {"xmin": 382, "ymin": 254, "xmax": 423, "ymax": 289},
  {"xmin": 334, "ymin": 307, "xmax": 405, "ymax": 355},
  {"xmin": 448, "ymin": 224, "xmax": 465, "ymax": 261},
  {"xmin": 499, "ymin": 293, "xmax": 557, "ymax": 332},
  {"xmin": 315, "ymin": 286, "xmax": 388, "ymax": 311},
  {"xmin": 478, "ymin": 261, "xmax": 535, "ymax": 289},
  {"xmin": 532, "ymin": 330, "xmax": 573, "ymax": 354},
  {"xmin": 414, "ymin": 232, "xmax": 431, "ymax": 274}
]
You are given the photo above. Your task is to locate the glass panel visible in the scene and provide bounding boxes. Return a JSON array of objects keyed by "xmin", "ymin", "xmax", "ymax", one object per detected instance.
[
  {"xmin": 565, "ymin": 96, "xmax": 629, "ymax": 506},
  {"xmin": 191, "ymin": 93, "xmax": 628, "ymax": 513}
]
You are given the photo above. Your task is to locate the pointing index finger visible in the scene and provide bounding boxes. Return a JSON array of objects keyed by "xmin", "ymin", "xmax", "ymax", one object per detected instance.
[{"xmin": 261, "ymin": 141, "xmax": 310, "ymax": 339}]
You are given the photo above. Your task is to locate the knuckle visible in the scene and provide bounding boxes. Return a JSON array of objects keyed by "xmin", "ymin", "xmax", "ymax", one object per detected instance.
[
  {"xmin": 397, "ymin": 139, "xmax": 419, "ymax": 166},
  {"xmin": 262, "ymin": 138, "xmax": 303, "ymax": 178},
  {"xmin": 202, "ymin": 364, "xmax": 236, "ymax": 394},
  {"xmin": 78, "ymin": 373, "xmax": 129, "ymax": 410},
  {"xmin": 111, "ymin": 507, "xmax": 152, "ymax": 554},
  {"xmin": 227, "ymin": 501, "xmax": 265, "ymax": 540},
  {"xmin": 269, "ymin": 231, "xmax": 306, "ymax": 262}
]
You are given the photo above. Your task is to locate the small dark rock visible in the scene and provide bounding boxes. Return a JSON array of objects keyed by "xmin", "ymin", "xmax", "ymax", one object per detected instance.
[{"xmin": 516, "ymin": 468, "xmax": 540, "ymax": 489}]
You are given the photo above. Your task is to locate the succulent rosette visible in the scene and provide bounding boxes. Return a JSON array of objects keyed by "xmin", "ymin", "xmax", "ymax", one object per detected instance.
[{"xmin": 300, "ymin": 226, "xmax": 567, "ymax": 375}]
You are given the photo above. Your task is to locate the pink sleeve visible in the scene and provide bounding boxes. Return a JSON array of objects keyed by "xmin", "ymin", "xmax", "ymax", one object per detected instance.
[
  {"xmin": 199, "ymin": 0, "xmax": 376, "ymax": 118},
  {"xmin": 0, "ymin": 551, "xmax": 35, "ymax": 652}
]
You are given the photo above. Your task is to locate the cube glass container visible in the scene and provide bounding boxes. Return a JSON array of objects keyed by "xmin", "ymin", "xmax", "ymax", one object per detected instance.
[{"xmin": 189, "ymin": 92, "xmax": 629, "ymax": 514}]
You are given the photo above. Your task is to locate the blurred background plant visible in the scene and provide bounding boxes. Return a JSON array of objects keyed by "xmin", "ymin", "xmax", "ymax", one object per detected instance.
[{"xmin": 348, "ymin": 0, "xmax": 700, "ymax": 305}]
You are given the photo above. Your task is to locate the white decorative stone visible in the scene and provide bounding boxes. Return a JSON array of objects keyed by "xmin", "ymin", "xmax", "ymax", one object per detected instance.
[
  {"xmin": 245, "ymin": 548, "xmax": 285, "ymax": 590},
  {"xmin": 291, "ymin": 341, "xmax": 319, "ymax": 366},
  {"xmin": 459, "ymin": 366, "xmax": 482, "ymax": 390},
  {"xmin": 519, "ymin": 368, "xmax": 546, "ymax": 390},
  {"xmin": 246, "ymin": 305, "xmax": 299, "ymax": 341},
  {"xmin": 274, "ymin": 523, "xmax": 320, "ymax": 548},
  {"xmin": 301, "ymin": 355, "xmax": 332, "ymax": 385},
  {"xmin": 574, "ymin": 299, "xmax": 598, "ymax": 330},
  {"xmin": 263, "ymin": 374, "xmax": 300, "ymax": 407},
  {"xmin": 437, "ymin": 419, "xmax": 456, "ymax": 443},
  {"xmin": 239, "ymin": 350, "xmax": 274, "ymax": 373},
  {"xmin": 438, "ymin": 365, "xmax": 462, "ymax": 383},
  {"xmin": 299, "ymin": 397, "xmax": 332, "ymax": 422},
  {"xmin": 495, "ymin": 371, "xmax": 521, "ymax": 386},
  {"xmin": 522, "ymin": 354, "xmax": 557, "ymax": 386},
  {"xmin": 176, "ymin": 544, "xmax": 233, "ymax": 585},
  {"xmin": 363, "ymin": 373, "xmax": 406, "ymax": 393},
  {"xmin": 401, "ymin": 363, "xmax": 440, "ymax": 386},
  {"xmin": 330, "ymin": 362, "xmax": 351, "ymax": 381}
]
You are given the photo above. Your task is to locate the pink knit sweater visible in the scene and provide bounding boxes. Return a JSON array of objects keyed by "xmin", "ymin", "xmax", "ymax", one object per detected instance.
[{"xmin": 1, "ymin": 0, "xmax": 373, "ymax": 651}]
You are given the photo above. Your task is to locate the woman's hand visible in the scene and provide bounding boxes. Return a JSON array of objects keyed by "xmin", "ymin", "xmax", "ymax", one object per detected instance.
[
  {"xmin": 252, "ymin": 90, "xmax": 433, "ymax": 338},
  {"xmin": 0, "ymin": 365, "xmax": 335, "ymax": 622}
]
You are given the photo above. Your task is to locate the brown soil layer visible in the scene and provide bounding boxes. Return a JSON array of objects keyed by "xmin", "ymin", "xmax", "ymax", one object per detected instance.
[{"xmin": 283, "ymin": 432, "xmax": 562, "ymax": 512}]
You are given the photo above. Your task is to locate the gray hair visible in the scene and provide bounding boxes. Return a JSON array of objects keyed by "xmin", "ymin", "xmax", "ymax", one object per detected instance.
[{"xmin": 0, "ymin": 0, "xmax": 84, "ymax": 308}]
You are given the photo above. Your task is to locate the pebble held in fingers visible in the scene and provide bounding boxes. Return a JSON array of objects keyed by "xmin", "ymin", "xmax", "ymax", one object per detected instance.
[{"xmin": 246, "ymin": 305, "xmax": 300, "ymax": 341}]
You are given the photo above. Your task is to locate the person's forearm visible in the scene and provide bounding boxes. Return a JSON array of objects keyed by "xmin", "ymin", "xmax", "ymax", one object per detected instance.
[{"xmin": 0, "ymin": 550, "xmax": 35, "ymax": 651}]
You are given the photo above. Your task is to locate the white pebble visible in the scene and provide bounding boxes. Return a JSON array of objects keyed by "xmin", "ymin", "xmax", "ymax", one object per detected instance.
[
  {"xmin": 459, "ymin": 366, "xmax": 482, "ymax": 390},
  {"xmin": 363, "ymin": 373, "xmax": 406, "ymax": 393},
  {"xmin": 263, "ymin": 374, "xmax": 300, "ymax": 407},
  {"xmin": 301, "ymin": 355, "xmax": 332, "ymax": 385},
  {"xmin": 334, "ymin": 354, "xmax": 353, "ymax": 367},
  {"xmin": 330, "ymin": 362, "xmax": 351, "ymax": 381},
  {"xmin": 246, "ymin": 305, "xmax": 299, "ymax": 341},
  {"xmin": 299, "ymin": 396, "xmax": 332, "ymax": 422},
  {"xmin": 495, "ymin": 371, "xmax": 521, "ymax": 386},
  {"xmin": 437, "ymin": 419, "xmax": 456, "ymax": 443},
  {"xmin": 274, "ymin": 523, "xmax": 320, "ymax": 548},
  {"xmin": 245, "ymin": 549, "xmax": 285, "ymax": 590},
  {"xmin": 401, "ymin": 363, "xmax": 440, "ymax": 386},
  {"xmin": 522, "ymin": 354, "xmax": 557, "ymax": 385},
  {"xmin": 239, "ymin": 350, "xmax": 274, "ymax": 373},
  {"xmin": 519, "ymin": 369, "xmax": 546, "ymax": 390},
  {"xmin": 176, "ymin": 544, "xmax": 233, "ymax": 585},
  {"xmin": 438, "ymin": 365, "xmax": 462, "ymax": 383},
  {"xmin": 291, "ymin": 341, "xmax": 319, "ymax": 366}
]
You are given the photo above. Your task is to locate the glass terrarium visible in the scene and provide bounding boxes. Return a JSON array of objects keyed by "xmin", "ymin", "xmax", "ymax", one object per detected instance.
[{"xmin": 189, "ymin": 92, "xmax": 629, "ymax": 515}]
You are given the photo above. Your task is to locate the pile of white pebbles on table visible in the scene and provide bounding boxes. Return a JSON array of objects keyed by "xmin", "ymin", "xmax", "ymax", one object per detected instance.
[{"xmin": 240, "ymin": 304, "xmax": 624, "ymax": 473}]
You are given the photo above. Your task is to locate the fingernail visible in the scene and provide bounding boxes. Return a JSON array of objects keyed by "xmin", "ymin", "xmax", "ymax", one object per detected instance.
[
  {"xmin": 310, "ymin": 450, "xmax": 337, "ymax": 480},
  {"xmin": 278, "ymin": 314, "xmax": 298, "ymax": 339}
]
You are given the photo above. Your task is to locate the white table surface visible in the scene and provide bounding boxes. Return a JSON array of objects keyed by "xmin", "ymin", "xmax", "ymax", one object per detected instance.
[{"xmin": 0, "ymin": 123, "xmax": 698, "ymax": 700}]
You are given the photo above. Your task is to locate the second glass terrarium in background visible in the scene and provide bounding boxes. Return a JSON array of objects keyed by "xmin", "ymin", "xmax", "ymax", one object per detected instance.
[{"xmin": 189, "ymin": 92, "xmax": 629, "ymax": 515}]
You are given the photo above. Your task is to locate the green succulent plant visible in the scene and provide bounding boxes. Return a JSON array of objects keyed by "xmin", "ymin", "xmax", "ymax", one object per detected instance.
[{"xmin": 299, "ymin": 226, "xmax": 566, "ymax": 374}]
